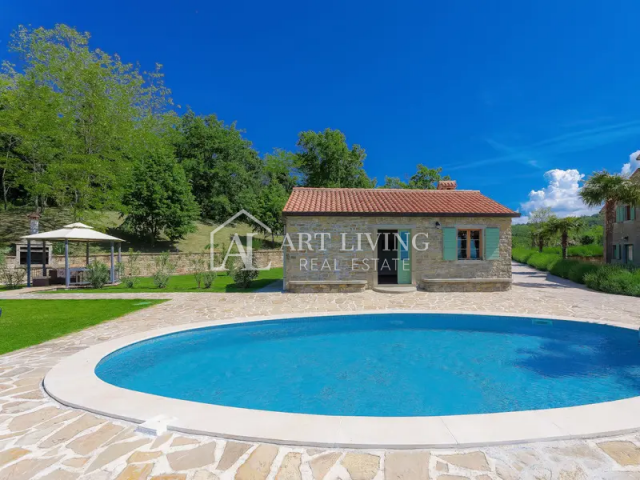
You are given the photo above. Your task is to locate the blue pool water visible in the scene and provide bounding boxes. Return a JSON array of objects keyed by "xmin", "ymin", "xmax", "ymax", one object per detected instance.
[{"xmin": 95, "ymin": 313, "xmax": 640, "ymax": 417}]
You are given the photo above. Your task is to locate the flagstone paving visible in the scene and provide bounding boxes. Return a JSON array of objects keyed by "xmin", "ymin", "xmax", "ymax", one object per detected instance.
[{"xmin": 1, "ymin": 263, "xmax": 640, "ymax": 479}]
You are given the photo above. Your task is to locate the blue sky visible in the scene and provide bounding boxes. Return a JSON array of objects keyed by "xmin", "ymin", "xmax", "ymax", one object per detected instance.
[{"xmin": 2, "ymin": 0, "xmax": 640, "ymax": 220}]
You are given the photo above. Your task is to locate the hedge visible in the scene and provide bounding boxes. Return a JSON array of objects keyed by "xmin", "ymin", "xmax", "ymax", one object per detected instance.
[
  {"xmin": 512, "ymin": 248, "xmax": 640, "ymax": 297},
  {"xmin": 541, "ymin": 244, "xmax": 603, "ymax": 257}
]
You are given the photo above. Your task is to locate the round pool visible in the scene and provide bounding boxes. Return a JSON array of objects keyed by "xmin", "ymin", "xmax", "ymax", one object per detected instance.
[{"xmin": 95, "ymin": 313, "xmax": 640, "ymax": 417}]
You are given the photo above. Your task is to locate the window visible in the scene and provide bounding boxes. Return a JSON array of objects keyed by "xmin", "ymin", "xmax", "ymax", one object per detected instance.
[
  {"xmin": 618, "ymin": 205, "xmax": 636, "ymax": 222},
  {"xmin": 457, "ymin": 229, "xmax": 482, "ymax": 260},
  {"xmin": 625, "ymin": 244, "xmax": 634, "ymax": 264}
]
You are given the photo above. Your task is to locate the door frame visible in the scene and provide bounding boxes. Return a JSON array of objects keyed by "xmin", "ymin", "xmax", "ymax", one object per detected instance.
[{"xmin": 371, "ymin": 225, "xmax": 415, "ymax": 287}]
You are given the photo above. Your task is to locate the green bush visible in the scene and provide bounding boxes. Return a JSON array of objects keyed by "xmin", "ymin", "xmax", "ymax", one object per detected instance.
[
  {"xmin": 540, "ymin": 244, "xmax": 603, "ymax": 257},
  {"xmin": 202, "ymin": 270, "xmax": 216, "ymax": 288},
  {"xmin": 120, "ymin": 249, "xmax": 141, "ymax": 288},
  {"xmin": 584, "ymin": 266, "xmax": 640, "ymax": 297},
  {"xmin": 526, "ymin": 253, "xmax": 559, "ymax": 271},
  {"xmin": 512, "ymin": 248, "xmax": 536, "ymax": 263},
  {"xmin": 86, "ymin": 261, "xmax": 110, "ymax": 289},
  {"xmin": 153, "ymin": 252, "xmax": 175, "ymax": 289},
  {"xmin": 231, "ymin": 258, "xmax": 259, "ymax": 289},
  {"xmin": 548, "ymin": 259, "xmax": 579, "ymax": 279},
  {"xmin": 567, "ymin": 244, "xmax": 603, "ymax": 257},
  {"xmin": 513, "ymin": 245, "xmax": 639, "ymax": 296}
]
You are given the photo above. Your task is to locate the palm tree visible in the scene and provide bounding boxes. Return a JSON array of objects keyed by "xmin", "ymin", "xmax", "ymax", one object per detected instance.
[
  {"xmin": 580, "ymin": 171, "xmax": 640, "ymax": 263},
  {"xmin": 546, "ymin": 217, "xmax": 583, "ymax": 259}
]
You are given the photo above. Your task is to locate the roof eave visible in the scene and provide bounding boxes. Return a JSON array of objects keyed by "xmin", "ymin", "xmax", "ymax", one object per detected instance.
[{"xmin": 282, "ymin": 211, "xmax": 520, "ymax": 218}]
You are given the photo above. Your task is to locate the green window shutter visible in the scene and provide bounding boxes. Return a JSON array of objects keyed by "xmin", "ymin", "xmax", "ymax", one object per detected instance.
[
  {"xmin": 616, "ymin": 206, "xmax": 621, "ymax": 222},
  {"xmin": 613, "ymin": 245, "xmax": 618, "ymax": 260},
  {"xmin": 631, "ymin": 207, "xmax": 636, "ymax": 221},
  {"xmin": 443, "ymin": 227, "xmax": 457, "ymax": 261},
  {"xmin": 484, "ymin": 227, "xmax": 500, "ymax": 260}
]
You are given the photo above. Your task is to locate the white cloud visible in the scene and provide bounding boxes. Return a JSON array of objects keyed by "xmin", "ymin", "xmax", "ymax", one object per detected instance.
[
  {"xmin": 520, "ymin": 169, "xmax": 599, "ymax": 219},
  {"xmin": 622, "ymin": 150, "xmax": 640, "ymax": 176},
  {"xmin": 512, "ymin": 215, "xmax": 529, "ymax": 225}
]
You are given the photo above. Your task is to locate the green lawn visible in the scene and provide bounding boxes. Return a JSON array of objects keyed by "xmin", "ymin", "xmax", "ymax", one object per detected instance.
[
  {"xmin": 46, "ymin": 267, "xmax": 283, "ymax": 293},
  {"xmin": 0, "ymin": 299, "xmax": 166, "ymax": 354}
]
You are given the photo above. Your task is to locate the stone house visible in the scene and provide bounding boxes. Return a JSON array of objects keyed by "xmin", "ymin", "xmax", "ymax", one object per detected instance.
[
  {"xmin": 611, "ymin": 168, "xmax": 640, "ymax": 266},
  {"xmin": 281, "ymin": 181, "xmax": 520, "ymax": 293}
]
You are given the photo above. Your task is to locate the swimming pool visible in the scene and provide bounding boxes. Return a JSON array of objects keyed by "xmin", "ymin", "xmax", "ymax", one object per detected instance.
[{"xmin": 95, "ymin": 313, "xmax": 640, "ymax": 417}]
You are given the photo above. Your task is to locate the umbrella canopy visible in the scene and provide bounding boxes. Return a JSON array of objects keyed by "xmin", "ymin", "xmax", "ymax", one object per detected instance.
[{"xmin": 21, "ymin": 223, "xmax": 123, "ymax": 243}]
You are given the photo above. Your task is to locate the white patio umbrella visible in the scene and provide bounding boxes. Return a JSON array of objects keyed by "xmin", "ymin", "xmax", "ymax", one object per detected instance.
[{"xmin": 21, "ymin": 223, "xmax": 124, "ymax": 288}]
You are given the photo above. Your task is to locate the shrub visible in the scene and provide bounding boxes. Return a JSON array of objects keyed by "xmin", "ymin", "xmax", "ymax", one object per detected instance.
[
  {"xmin": 548, "ymin": 259, "xmax": 579, "ymax": 279},
  {"xmin": 567, "ymin": 244, "xmax": 603, "ymax": 257},
  {"xmin": 0, "ymin": 249, "xmax": 25, "ymax": 288},
  {"xmin": 526, "ymin": 253, "xmax": 559, "ymax": 271},
  {"xmin": 540, "ymin": 244, "xmax": 603, "ymax": 257},
  {"xmin": 202, "ymin": 270, "xmax": 216, "ymax": 288},
  {"xmin": 189, "ymin": 255, "xmax": 206, "ymax": 288},
  {"xmin": 512, "ymin": 248, "xmax": 536, "ymax": 263},
  {"xmin": 0, "ymin": 261, "xmax": 26, "ymax": 289},
  {"xmin": 153, "ymin": 252, "xmax": 175, "ymax": 289},
  {"xmin": 567, "ymin": 262, "xmax": 599, "ymax": 284},
  {"xmin": 86, "ymin": 261, "xmax": 110, "ymax": 289},
  {"xmin": 120, "ymin": 249, "xmax": 141, "ymax": 288},
  {"xmin": 231, "ymin": 257, "xmax": 259, "ymax": 289},
  {"xmin": 584, "ymin": 266, "xmax": 640, "ymax": 297}
]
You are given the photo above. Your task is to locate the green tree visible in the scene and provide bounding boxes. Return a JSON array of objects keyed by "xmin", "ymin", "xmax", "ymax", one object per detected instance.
[
  {"xmin": 380, "ymin": 176, "xmax": 407, "ymax": 189},
  {"xmin": 263, "ymin": 149, "xmax": 299, "ymax": 192},
  {"xmin": 122, "ymin": 150, "xmax": 199, "ymax": 243},
  {"xmin": 256, "ymin": 181, "xmax": 289, "ymax": 243},
  {"xmin": 580, "ymin": 171, "xmax": 640, "ymax": 263},
  {"xmin": 407, "ymin": 164, "xmax": 450, "ymax": 189},
  {"xmin": 174, "ymin": 111, "xmax": 263, "ymax": 221},
  {"xmin": 1, "ymin": 24, "xmax": 173, "ymax": 214},
  {"xmin": 381, "ymin": 164, "xmax": 450, "ymax": 189},
  {"xmin": 528, "ymin": 207, "xmax": 556, "ymax": 252},
  {"xmin": 295, "ymin": 129, "xmax": 374, "ymax": 188},
  {"xmin": 546, "ymin": 217, "xmax": 583, "ymax": 259}
]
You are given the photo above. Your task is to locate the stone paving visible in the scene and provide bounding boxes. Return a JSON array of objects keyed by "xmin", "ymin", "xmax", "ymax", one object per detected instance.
[{"xmin": 1, "ymin": 263, "xmax": 640, "ymax": 479}]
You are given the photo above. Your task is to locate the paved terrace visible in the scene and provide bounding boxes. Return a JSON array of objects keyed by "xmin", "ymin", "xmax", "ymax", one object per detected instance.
[{"xmin": 0, "ymin": 263, "xmax": 640, "ymax": 480}]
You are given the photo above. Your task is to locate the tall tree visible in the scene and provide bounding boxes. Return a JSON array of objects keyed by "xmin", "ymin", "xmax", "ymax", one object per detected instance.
[
  {"xmin": 528, "ymin": 207, "xmax": 556, "ymax": 252},
  {"xmin": 381, "ymin": 164, "xmax": 450, "ymax": 189},
  {"xmin": 263, "ymin": 149, "xmax": 299, "ymax": 193},
  {"xmin": 122, "ymin": 149, "xmax": 199, "ymax": 244},
  {"xmin": 295, "ymin": 129, "xmax": 374, "ymax": 188},
  {"xmin": 1, "ymin": 24, "xmax": 173, "ymax": 214},
  {"xmin": 580, "ymin": 171, "xmax": 640, "ymax": 263},
  {"xmin": 546, "ymin": 217, "xmax": 583, "ymax": 259},
  {"xmin": 174, "ymin": 111, "xmax": 263, "ymax": 222}
]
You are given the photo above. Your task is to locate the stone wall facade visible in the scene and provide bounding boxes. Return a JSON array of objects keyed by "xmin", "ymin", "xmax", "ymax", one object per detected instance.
[
  {"xmin": 5, "ymin": 250, "xmax": 283, "ymax": 276},
  {"xmin": 611, "ymin": 207, "xmax": 640, "ymax": 267},
  {"xmin": 284, "ymin": 215, "xmax": 513, "ymax": 292}
]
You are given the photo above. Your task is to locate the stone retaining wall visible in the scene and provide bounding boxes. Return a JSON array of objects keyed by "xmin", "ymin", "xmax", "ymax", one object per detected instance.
[{"xmin": 4, "ymin": 250, "xmax": 283, "ymax": 276}]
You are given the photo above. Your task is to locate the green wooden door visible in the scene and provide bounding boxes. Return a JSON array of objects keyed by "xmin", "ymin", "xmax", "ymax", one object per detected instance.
[{"xmin": 397, "ymin": 230, "xmax": 411, "ymax": 284}]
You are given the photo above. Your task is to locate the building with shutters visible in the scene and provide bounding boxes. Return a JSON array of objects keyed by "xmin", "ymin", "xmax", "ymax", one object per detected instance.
[
  {"xmin": 611, "ymin": 168, "xmax": 640, "ymax": 266},
  {"xmin": 281, "ymin": 181, "xmax": 520, "ymax": 293}
]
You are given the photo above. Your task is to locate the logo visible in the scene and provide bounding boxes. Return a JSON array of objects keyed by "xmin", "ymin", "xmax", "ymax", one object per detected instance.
[{"xmin": 210, "ymin": 210, "xmax": 272, "ymax": 271}]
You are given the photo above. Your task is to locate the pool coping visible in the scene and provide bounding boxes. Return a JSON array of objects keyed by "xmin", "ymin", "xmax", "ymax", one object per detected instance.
[{"xmin": 44, "ymin": 309, "xmax": 640, "ymax": 449}]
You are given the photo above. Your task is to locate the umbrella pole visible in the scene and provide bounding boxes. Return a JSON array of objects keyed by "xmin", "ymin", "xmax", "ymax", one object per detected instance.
[
  {"xmin": 110, "ymin": 241, "xmax": 115, "ymax": 284},
  {"xmin": 26, "ymin": 240, "xmax": 31, "ymax": 287},
  {"xmin": 65, "ymin": 240, "xmax": 70, "ymax": 288}
]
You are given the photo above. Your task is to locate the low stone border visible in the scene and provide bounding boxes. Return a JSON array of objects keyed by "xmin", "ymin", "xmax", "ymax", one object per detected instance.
[{"xmin": 44, "ymin": 310, "xmax": 640, "ymax": 449}]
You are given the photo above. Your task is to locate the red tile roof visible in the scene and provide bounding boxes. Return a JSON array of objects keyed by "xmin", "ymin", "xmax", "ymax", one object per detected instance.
[{"xmin": 283, "ymin": 187, "xmax": 520, "ymax": 217}]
